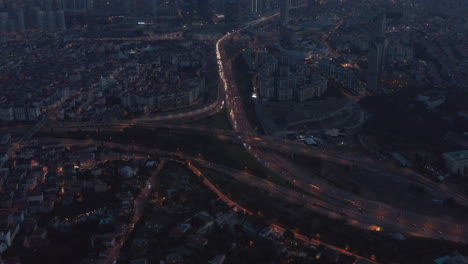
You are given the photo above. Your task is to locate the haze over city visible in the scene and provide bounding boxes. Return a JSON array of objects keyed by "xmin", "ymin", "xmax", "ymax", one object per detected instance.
[{"xmin": 0, "ymin": 0, "xmax": 467, "ymax": 263}]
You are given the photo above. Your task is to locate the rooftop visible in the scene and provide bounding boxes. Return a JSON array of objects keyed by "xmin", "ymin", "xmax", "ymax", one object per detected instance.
[{"xmin": 444, "ymin": 150, "xmax": 468, "ymax": 161}]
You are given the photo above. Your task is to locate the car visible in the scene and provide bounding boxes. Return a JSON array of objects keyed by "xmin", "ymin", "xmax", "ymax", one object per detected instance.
[{"xmin": 309, "ymin": 184, "xmax": 320, "ymax": 190}]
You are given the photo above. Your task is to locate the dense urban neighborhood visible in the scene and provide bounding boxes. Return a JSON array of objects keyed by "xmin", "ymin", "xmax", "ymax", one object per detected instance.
[{"xmin": 1, "ymin": 0, "xmax": 468, "ymax": 263}]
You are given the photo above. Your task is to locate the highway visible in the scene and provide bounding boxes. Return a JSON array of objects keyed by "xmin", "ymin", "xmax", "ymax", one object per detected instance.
[
  {"xmin": 45, "ymin": 120, "xmax": 468, "ymax": 219},
  {"xmin": 104, "ymin": 159, "xmax": 166, "ymax": 264},
  {"xmin": 46, "ymin": 137, "xmax": 468, "ymax": 244},
  {"xmin": 213, "ymin": 9, "xmax": 468, "ymax": 245},
  {"xmin": 6, "ymin": 4, "xmax": 464, "ymax": 251},
  {"xmin": 186, "ymin": 162, "xmax": 379, "ymax": 264},
  {"xmin": 31, "ymin": 11, "xmax": 468, "ymax": 245},
  {"xmin": 195, "ymin": 156, "xmax": 468, "ymax": 244},
  {"xmin": 53, "ymin": 137, "xmax": 377, "ymax": 262},
  {"xmin": 2, "ymin": 4, "xmax": 462, "ymax": 263}
]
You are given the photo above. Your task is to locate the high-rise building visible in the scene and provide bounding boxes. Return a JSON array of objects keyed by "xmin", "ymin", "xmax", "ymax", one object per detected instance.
[
  {"xmin": 56, "ymin": 10, "xmax": 66, "ymax": 31},
  {"xmin": 46, "ymin": 10, "xmax": 56, "ymax": 32},
  {"xmin": 224, "ymin": 1, "xmax": 239, "ymax": 21},
  {"xmin": 367, "ymin": 14, "xmax": 386, "ymax": 93},
  {"xmin": 41, "ymin": 0, "xmax": 53, "ymax": 10},
  {"xmin": 371, "ymin": 13, "xmax": 386, "ymax": 38},
  {"xmin": 386, "ymin": 39, "xmax": 413, "ymax": 68},
  {"xmin": 279, "ymin": 26, "xmax": 297, "ymax": 49},
  {"xmin": 130, "ymin": 0, "xmax": 157, "ymax": 16},
  {"xmin": 15, "ymin": 11, "xmax": 25, "ymax": 32},
  {"xmin": 279, "ymin": 0, "xmax": 289, "ymax": 25},
  {"xmin": 86, "ymin": 0, "xmax": 94, "ymax": 12},
  {"xmin": 54, "ymin": 0, "xmax": 64, "ymax": 10},
  {"xmin": 63, "ymin": 0, "xmax": 89, "ymax": 11},
  {"xmin": 424, "ymin": 0, "xmax": 468, "ymax": 14},
  {"xmin": 251, "ymin": 0, "xmax": 264, "ymax": 14},
  {"xmin": 0, "ymin": 12, "xmax": 8, "ymax": 33},
  {"xmin": 150, "ymin": 0, "xmax": 157, "ymax": 15},
  {"xmin": 367, "ymin": 40, "xmax": 385, "ymax": 92},
  {"xmin": 31, "ymin": 9, "xmax": 67, "ymax": 32},
  {"xmin": 35, "ymin": 10, "xmax": 45, "ymax": 31},
  {"xmin": 307, "ymin": 0, "xmax": 319, "ymax": 17},
  {"xmin": 8, "ymin": 18, "xmax": 16, "ymax": 32},
  {"xmin": 197, "ymin": 0, "xmax": 211, "ymax": 20},
  {"xmin": 214, "ymin": 0, "xmax": 224, "ymax": 13}
]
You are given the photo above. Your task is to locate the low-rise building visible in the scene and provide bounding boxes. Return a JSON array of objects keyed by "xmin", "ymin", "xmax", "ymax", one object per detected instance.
[
  {"xmin": 443, "ymin": 150, "xmax": 468, "ymax": 176},
  {"xmin": 0, "ymin": 107, "xmax": 14, "ymax": 121}
]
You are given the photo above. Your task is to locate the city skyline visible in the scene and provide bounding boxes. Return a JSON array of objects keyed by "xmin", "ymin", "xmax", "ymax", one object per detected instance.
[{"xmin": 0, "ymin": 0, "xmax": 468, "ymax": 263}]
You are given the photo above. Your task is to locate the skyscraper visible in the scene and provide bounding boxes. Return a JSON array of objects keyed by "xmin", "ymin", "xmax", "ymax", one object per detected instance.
[
  {"xmin": 214, "ymin": 0, "xmax": 224, "ymax": 13},
  {"xmin": 307, "ymin": 0, "xmax": 319, "ymax": 17},
  {"xmin": 46, "ymin": 10, "xmax": 56, "ymax": 32},
  {"xmin": 86, "ymin": 0, "xmax": 94, "ymax": 12},
  {"xmin": 279, "ymin": 0, "xmax": 289, "ymax": 25},
  {"xmin": 370, "ymin": 13, "xmax": 386, "ymax": 39},
  {"xmin": 0, "ymin": 12, "xmax": 8, "ymax": 33},
  {"xmin": 15, "ymin": 11, "xmax": 25, "ymax": 33},
  {"xmin": 280, "ymin": 25, "xmax": 298, "ymax": 49},
  {"xmin": 35, "ymin": 10, "xmax": 46, "ymax": 31},
  {"xmin": 63, "ymin": 0, "xmax": 91, "ymax": 12},
  {"xmin": 8, "ymin": 18, "xmax": 15, "ymax": 32},
  {"xmin": 56, "ymin": 10, "xmax": 65, "ymax": 31},
  {"xmin": 367, "ymin": 14, "xmax": 387, "ymax": 93},
  {"xmin": 149, "ymin": 0, "xmax": 157, "ymax": 15},
  {"xmin": 251, "ymin": 0, "xmax": 264, "ymax": 14},
  {"xmin": 224, "ymin": 0, "xmax": 239, "ymax": 21}
]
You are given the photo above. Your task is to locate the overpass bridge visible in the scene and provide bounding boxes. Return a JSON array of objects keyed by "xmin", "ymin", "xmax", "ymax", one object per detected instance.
[
  {"xmin": 39, "ymin": 137, "xmax": 468, "ymax": 246},
  {"xmin": 43, "ymin": 120, "xmax": 468, "ymax": 208}
]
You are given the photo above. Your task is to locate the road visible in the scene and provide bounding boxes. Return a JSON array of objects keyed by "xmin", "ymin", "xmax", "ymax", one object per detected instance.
[
  {"xmin": 193, "ymin": 158, "xmax": 468, "ymax": 244},
  {"xmin": 187, "ymin": 162, "xmax": 378, "ymax": 264},
  {"xmin": 46, "ymin": 137, "xmax": 468, "ymax": 244},
  {"xmin": 6, "ymin": 5, "xmax": 464, "ymax": 251},
  {"xmin": 49, "ymin": 137, "xmax": 376, "ymax": 262},
  {"xmin": 213, "ymin": 10, "xmax": 468, "ymax": 244},
  {"xmin": 45, "ymin": 120, "xmax": 468, "ymax": 220},
  {"xmin": 5, "ymin": 116, "xmax": 49, "ymax": 157},
  {"xmin": 104, "ymin": 159, "xmax": 166, "ymax": 264},
  {"xmin": 31, "ymin": 13, "xmax": 468, "ymax": 244}
]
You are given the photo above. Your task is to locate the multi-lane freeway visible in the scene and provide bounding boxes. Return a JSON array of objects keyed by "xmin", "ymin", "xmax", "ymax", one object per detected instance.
[
  {"xmin": 46, "ymin": 137, "xmax": 468, "ymax": 244},
  {"xmin": 50, "ymin": 137, "xmax": 376, "ymax": 261},
  {"xmin": 213, "ymin": 10, "xmax": 468, "ymax": 244},
  {"xmin": 7, "ymin": 5, "xmax": 464, "ymax": 254},
  {"xmin": 48, "ymin": 120, "xmax": 468, "ymax": 207},
  {"xmin": 104, "ymin": 159, "xmax": 166, "ymax": 264},
  {"xmin": 34, "ymin": 10, "xmax": 468, "ymax": 245},
  {"xmin": 186, "ymin": 162, "xmax": 379, "ymax": 264}
]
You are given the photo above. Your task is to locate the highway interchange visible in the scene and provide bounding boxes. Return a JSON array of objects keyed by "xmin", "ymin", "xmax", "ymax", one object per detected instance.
[
  {"xmin": 213, "ymin": 11, "xmax": 468, "ymax": 244},
  {"xmin": 51, "ymin": 137, "xmax": 379, "ymax": 263},
  {"xmin": 9, "ymin": 6, "xmax": 466, "ymax": 262},
  {"xmin": 33, "ymin": 10, "xmax": 468, "ymax": 245},
  {"xmin": 44, "ymin": 135, "xmax": 467, "ymax": 263}
]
